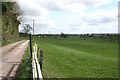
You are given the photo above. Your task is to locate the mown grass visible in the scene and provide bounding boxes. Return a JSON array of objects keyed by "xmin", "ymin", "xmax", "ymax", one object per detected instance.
[{"xmin": 34, "ymin": 36, "xmax": 118, "ymax": 78}]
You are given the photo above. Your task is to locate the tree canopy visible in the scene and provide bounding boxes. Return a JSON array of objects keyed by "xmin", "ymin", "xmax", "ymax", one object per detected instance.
[{"xmin": 22, "ymin": 24, "xmax": 32, "ymax": 34}]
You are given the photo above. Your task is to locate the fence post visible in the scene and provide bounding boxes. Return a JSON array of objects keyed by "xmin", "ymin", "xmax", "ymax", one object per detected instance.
[
  {"xmin": 39, "ymin": 49, "xmax": 43, "ymax": 70},
  {"xmin": 37, "ymin": 47, "xmax": 39, "ymax": 58},
  {"xmin": 29, "ymin": 34, "xmax": 32, "ymax": 58}
]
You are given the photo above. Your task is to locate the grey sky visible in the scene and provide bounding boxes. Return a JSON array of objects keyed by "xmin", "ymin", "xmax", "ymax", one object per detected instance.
[{"xmin": 18, "ymin": 0, "xmax": 118, "ymax": 34}]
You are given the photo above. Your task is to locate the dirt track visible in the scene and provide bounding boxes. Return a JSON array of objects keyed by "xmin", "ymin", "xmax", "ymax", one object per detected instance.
[{"xmin": 0, "ymin": 40, "xmax": 29, "ymax": 80}]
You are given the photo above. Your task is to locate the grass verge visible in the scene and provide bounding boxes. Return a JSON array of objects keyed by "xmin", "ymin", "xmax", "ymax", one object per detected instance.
[
  {"xmin": 15, "ymin": 42, "xmax": 32, "ymax": 78},
  {"xmin": 2, "ymin": 39, "xmax": 20, "ymax": 47},
  {"xmin": 1, "ymin": 36, "xmax": 30, "ymax": 47}
]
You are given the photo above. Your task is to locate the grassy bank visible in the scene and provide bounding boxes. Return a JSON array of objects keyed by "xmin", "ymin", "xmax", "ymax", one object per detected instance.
[
  {"xmin": 2, "ymin": 39, "xmax": 20, "ymax": 47},
  {"xmin": 1, "ymin": 36, "xmax": 29, "ymax": 47},
  {"xmin": 15, "ymin": 42, "xmax": 32, "ymax": 78},
  {"xmin": 34, "ymin": 36, "xmax": 118, "ymax": 78}
]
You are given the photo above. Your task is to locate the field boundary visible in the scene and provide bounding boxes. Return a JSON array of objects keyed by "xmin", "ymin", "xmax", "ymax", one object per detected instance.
[{"xmin": 32, "ymin": 43, "xmax": 43, "ymax": 80}]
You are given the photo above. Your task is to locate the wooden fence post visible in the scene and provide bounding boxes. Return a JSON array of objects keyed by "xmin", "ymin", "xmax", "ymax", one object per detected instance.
[
  {"xmin": 29, "ymin": 34, "xmax": 32, "ymax": 58},
  {"xmin": 39, "ymin": 49, "xmax": 43, "ymax": 70},
  {"xmin": 32, "ymin": 45, "xmax": 43, "ymax": 79},
  {"xmin": 37, "ymin": 47, "xmax": 39, "ymax": 58}
]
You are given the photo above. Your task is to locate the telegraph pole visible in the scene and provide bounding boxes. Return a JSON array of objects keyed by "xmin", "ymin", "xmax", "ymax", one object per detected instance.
[
  {"xmin": 49, "ymin": 29, "xmax": 50, "ymax": 34},
  {"xmin": 33, "ymin": 20, "xmax": 34, "ymax": 41}
]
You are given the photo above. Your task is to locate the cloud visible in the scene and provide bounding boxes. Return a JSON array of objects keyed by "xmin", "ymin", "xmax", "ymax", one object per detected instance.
[
  {"xmin": 55, "ymin": 8, "xmax": 118, "ymax": 33},
  {"xmin": 83, "ymin": 8, "xmax": 118, "ymax": 25},
  {"xmin": 19, "ymin": 14, "xmax": 56, "ymax": 33},
  {"xmin": 29, "ymin": 0, "xmax": 114, "ymax": 13},
  {"xmin": 18, "ymin": 0, "xmax": 118, "ymax": 34},
  {"xmin": 65, "ymin": 3, "xmax": 86, "ymax": 12},
  {"xmin": 34, "ymin": 0, "xmax": 113, "ymax": 11},
  {"xmin": 18, "ymin": 0, "xmax": 50, "ymax": 16}
]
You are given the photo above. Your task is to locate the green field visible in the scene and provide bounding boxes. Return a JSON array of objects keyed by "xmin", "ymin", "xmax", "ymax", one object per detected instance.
[{"xmin": 34, "ymin": 36, "xmax": 118, "ymax": 78}]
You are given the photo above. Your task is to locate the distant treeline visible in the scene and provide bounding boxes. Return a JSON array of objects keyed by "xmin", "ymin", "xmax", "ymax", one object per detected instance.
[
  {"xmin": 19, "ymin": 32, "xmax": 120, "ymax": 42},
  {"xmin": 32, "ymin": 33, "xmax": 120, "ymax": 37}
]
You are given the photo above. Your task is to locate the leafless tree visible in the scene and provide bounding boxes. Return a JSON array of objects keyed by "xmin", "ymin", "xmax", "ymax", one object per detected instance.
[
  {"xmin": 22, "ymin": 24, "xmax": 32, "ymax": 36},
  {"xmin": 12, "ymin": 2, "xmax": 24, "ymax": 22}
]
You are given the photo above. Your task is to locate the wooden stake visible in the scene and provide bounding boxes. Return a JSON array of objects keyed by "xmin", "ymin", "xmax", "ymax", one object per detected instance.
[{"xmin": 39, "ymin": 49, "xmax": 43, "ymax": 70}]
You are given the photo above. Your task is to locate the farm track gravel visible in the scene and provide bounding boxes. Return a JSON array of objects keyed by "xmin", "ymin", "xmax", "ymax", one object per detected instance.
[{"xmin": 0, "ymin": 40, "xmax": 29, "ymax": 80}]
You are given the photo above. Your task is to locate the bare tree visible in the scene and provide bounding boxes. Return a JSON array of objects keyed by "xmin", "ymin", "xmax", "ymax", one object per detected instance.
[
  {"xmin": 12, "ymin": 2, "xmax": 24, "ymax": 22},
  {"xmin": 22, "ymin": 24, "xmax": 32, "ymax": 36}
]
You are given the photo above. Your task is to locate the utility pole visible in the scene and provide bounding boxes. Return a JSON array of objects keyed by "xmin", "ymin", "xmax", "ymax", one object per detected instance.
[
  {"xmin": 33, "ymin": 20, "xmax": 34, "ymax": 41},
  {"xmin": 49, "ymin": 29, "xmax": 50, "ymax": 34}
]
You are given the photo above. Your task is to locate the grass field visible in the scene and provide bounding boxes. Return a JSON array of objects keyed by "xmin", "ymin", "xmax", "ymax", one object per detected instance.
[{"xmin": 34, "ymin": 36, "xmax": 118, "ymax": 78}]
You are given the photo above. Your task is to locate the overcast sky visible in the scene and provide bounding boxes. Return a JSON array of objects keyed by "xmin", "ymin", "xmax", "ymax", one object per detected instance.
[{"xmin": 18, "ymin": 0, "xmax": 118, "ymax": 34}]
